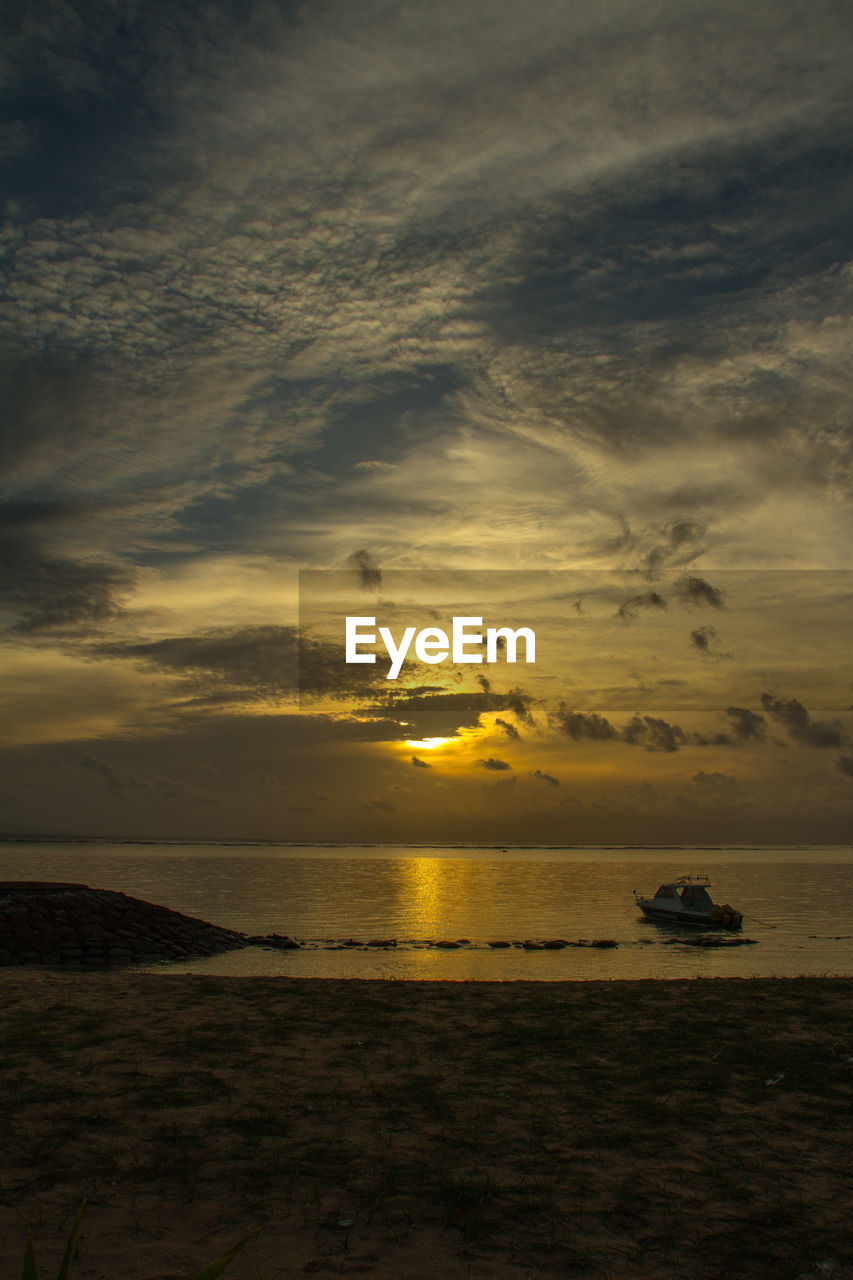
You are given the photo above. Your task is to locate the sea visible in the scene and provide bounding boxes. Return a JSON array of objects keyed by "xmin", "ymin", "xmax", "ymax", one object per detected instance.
[{"xmin": 2, "ymin": 841, "xmax": 851, "ymax": 981}]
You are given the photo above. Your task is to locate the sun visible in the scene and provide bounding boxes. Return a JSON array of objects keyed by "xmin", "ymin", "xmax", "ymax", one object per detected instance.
[{"xmin": 405, "ymin": 737, "xmax": 455, "ymax": 750}]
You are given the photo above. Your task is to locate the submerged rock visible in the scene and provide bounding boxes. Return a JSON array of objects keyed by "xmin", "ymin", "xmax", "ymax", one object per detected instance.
[{"xmin": 266, "ymin": 933, "xmax": 302, "ymax": 950}]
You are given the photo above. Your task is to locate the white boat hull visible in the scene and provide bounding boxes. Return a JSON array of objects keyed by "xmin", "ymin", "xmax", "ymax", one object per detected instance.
[{"xmin": 636, "ymin": 900, "xmax": 716, "ymax": 926}]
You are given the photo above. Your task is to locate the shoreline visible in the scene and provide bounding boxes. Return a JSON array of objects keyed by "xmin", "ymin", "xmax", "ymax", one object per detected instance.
[{"xmin": 2, "ymin": 971, "xmax": 851, "ymax": 1280}]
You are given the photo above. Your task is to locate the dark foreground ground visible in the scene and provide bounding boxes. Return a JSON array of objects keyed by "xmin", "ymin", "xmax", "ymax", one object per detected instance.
[{"xmin": 0, "ymin": 972, "xmax": 850, "ymax": 1280}]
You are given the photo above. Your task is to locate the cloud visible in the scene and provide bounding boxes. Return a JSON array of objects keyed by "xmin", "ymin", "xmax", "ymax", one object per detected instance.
[
  {"xmin": 617, "ymin": 592, "xmax": 667, "ymax": 621},
  {"xmin": 410, "ymin": 754, "xmax": 431, "ymax": 768},
  {"xmin": 0, "ymin": 536, "xmax": 135, "ymax": 634},
  {"xmin": 529, "ymin": 769, "xmax": 559, "ymax": 787},
  {"xmin": 760, "ymin": 692, "xmax": 847, "ymax": 749},
  {"xmin": 623, "ymin": 714, "xmax": 687, "ymax": 753},
  {"xmin": 676, "ymin": 576, "xmax": 725, "ymax": 608},
  {"xmin": 505, "ymin": 689, "xmax": 536, "ymax": 724},
  {"xmin": 359, "ymin": 687, "xmax": 536, "ymax": 742},
  {"xmin": 477, "ymin": 757, "xmax": 512, "ymax": 771},
  {"xmin": 97, "ymin": 626, "xmax": 298, "ymax": 686},
  {"xmin": 690, "ymin": 625, "xmax": 716, "ymax": 654},
  {"xmin": 555, "ymin": 708, "xmax": 618, "ymax": 741},
  {"xmin": 726, "ymin": 706, "xmax": 767, "ymax": 742},
  {"xmin": 645, "ymin": 523, "xmax": 709, "ymax": 571},
  {"xmin": 348, "ymin": 549, "xmax": 382, "ymax": 590},
  {"xmin": 495, "ymin": 716, "xmax": 521, "ymax": 741},
  {"xmin": 96, "ymin": 624, "xmax": 391, "ymax": 702},
  {"xmin": 2, "ymin": 1, "xmax": 849, "ymax": 587},
  {"xmin": 2, "ymin": 0, "xmax": 853, "ymax": 845},
  {"xmin": 690, "ymin": 771, "xmax": 738, "ymax": 790},
  {"xmin": 556, "ymin": 703, "xmax": 728, "ymax": 753},
  {"xmin": 837, "ymin": 756, "xmax": 853, "ymax": 779}
]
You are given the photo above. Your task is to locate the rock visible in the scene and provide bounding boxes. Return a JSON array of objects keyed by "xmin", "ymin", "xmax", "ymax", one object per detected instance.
[{"xmin": 0, "ymin": 882, "xmax": 251, "ymax": 969}]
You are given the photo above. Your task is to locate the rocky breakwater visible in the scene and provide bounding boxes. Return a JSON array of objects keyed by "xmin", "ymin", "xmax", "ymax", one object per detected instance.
[{"xmin": 0, "ymin": 881, "xmax": 250, "ymax": 969}]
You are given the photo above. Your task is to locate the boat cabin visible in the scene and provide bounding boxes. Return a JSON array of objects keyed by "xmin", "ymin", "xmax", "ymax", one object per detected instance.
[{"xmin": 652, "ymin": 876, "xmax": 714, "ymax": 911}]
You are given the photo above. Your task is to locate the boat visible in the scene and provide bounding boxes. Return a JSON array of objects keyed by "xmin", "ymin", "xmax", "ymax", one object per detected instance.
[{"xmin": 633, "ymin": 872, "xmax": 743, "ymax": 929}]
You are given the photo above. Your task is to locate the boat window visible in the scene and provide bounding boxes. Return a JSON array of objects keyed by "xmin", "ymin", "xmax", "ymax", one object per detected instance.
[
  {"xmin": 654, "ymin": 886, "xmax": 676, "ymax": 898},
  {"xmin": 681, "ymin": 886, "xmax": 713, "ymax": 903}
]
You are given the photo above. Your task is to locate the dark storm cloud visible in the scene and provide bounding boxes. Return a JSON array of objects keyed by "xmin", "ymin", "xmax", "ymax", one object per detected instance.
[
  {"xmin": 726, "ymin": 706, "xmax": 767, "ymax": 742},
  {"xmin": 760, "ymin": 692, "xmax": 847, "ymax": 749},
  {"xmin": 495, "ymin": 717, "xmax": 521, "ymax": 741},
  {"xmin": 477, "ymin": 757, "xmax": 512, "ymax": 771},
  {"xmin": 676, "ymin": 576, "xmax": 725, "ymax": 608},
  {"xmin": 529, "ymin": 769, "xmax": 559, "ymax": 787},
  {"xmin": 0, "ymin": 535, "xmax": 135, "ymax": 633},
  {"xmin": 410, "ymin": 755, "xmax": 431, "ymax": 768}
]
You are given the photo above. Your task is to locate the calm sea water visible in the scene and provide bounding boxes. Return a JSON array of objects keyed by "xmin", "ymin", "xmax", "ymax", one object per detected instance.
[{"xmin": 2, "ymin": 841, "xmax": 851, "ymax": 980}]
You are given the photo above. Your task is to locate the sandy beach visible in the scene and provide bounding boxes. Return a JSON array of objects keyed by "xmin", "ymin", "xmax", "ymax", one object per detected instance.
[{"xmin": 1, "ymin": 972, "xmax": 850, "ymax": 1280}]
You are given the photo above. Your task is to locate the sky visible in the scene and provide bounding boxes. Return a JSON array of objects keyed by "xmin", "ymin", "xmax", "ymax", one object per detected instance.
[{"xmin": 1, "ymin": 0, "xmax": 852, "ymax": 843}]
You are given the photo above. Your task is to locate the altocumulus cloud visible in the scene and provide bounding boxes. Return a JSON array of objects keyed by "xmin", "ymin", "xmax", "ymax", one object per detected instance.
[
  {"xmin": 1, "ymin": 0, "xmax": 851, "ymax": 583},
  {"xmin": 1, "ymin": 0, "xmax": 853, "ymax": 845}
]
